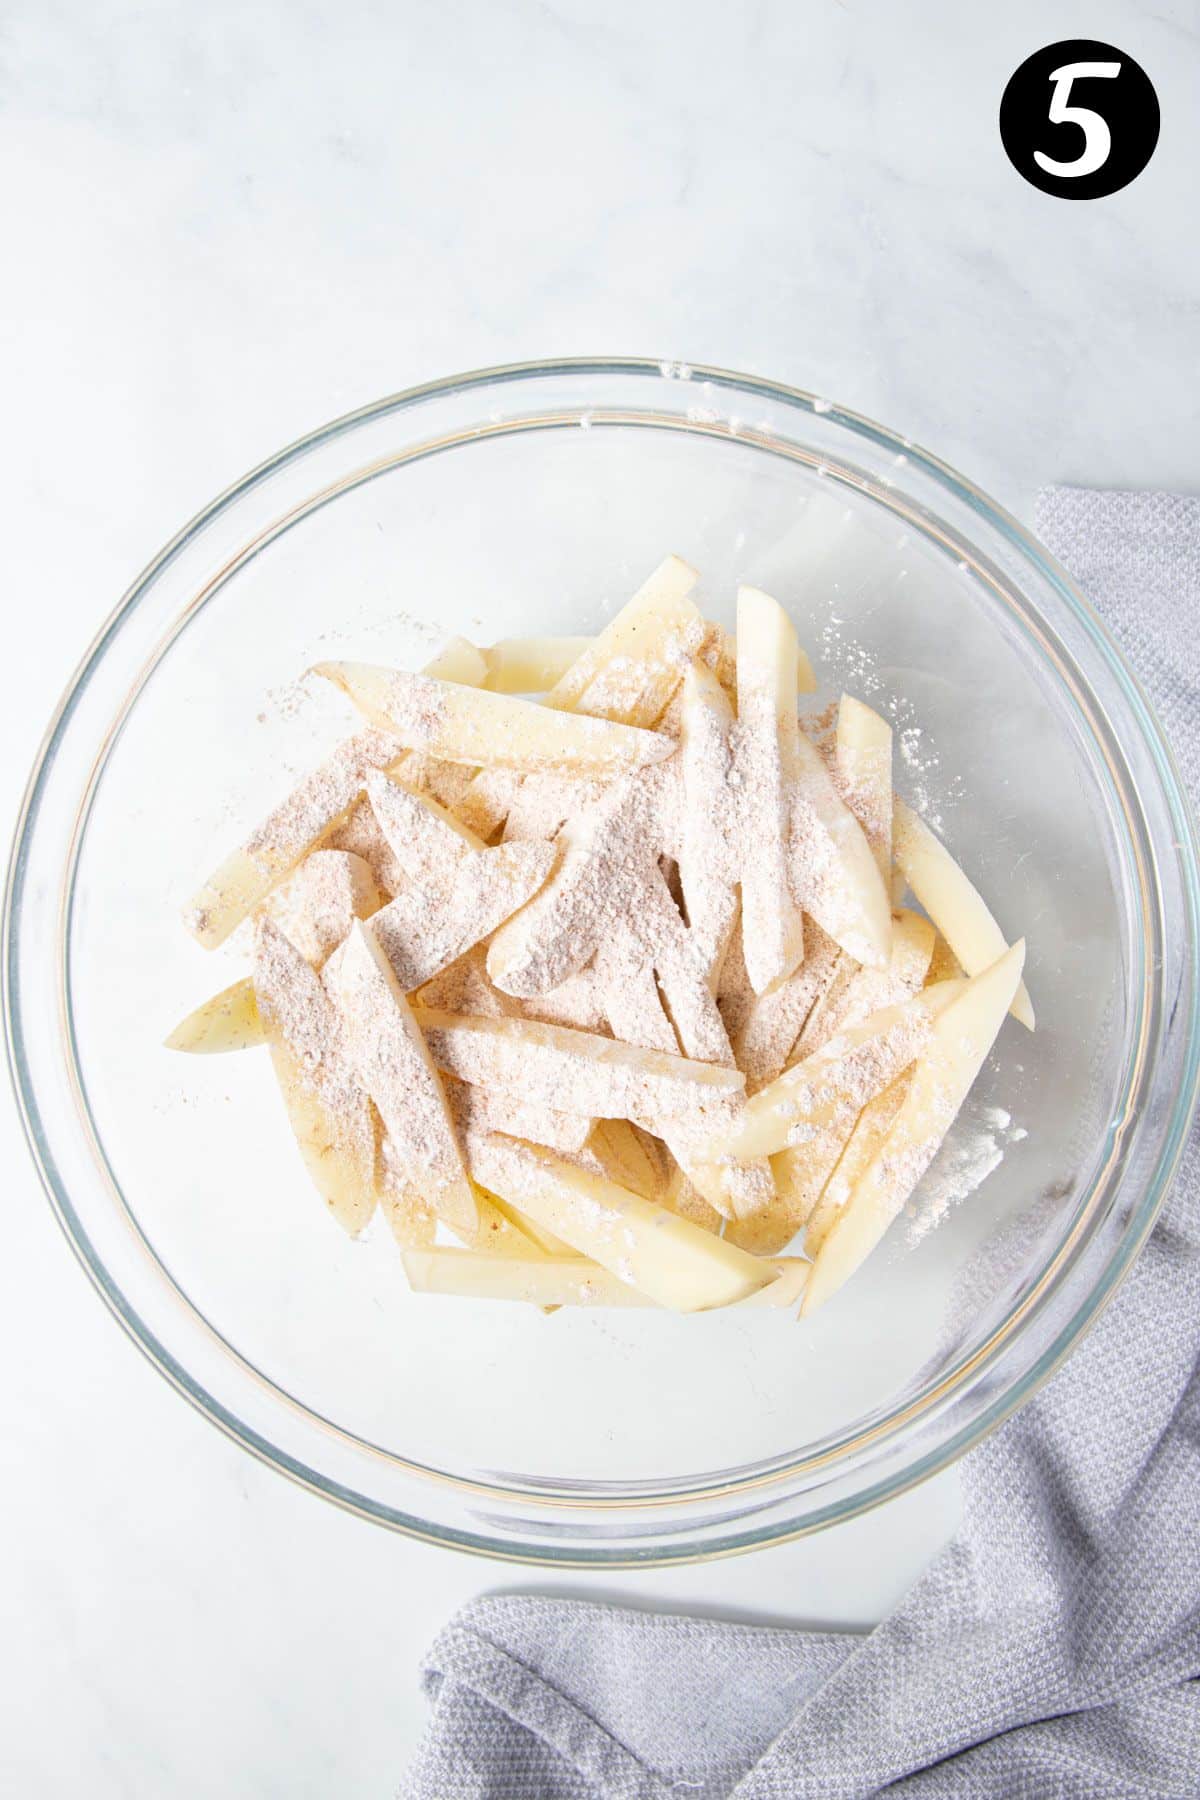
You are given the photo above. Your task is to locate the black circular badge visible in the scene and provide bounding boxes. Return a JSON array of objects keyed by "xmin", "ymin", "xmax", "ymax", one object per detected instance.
[{"xmin": 1000, "ymin": 40, "xmax": 1159, "ymax": 198}]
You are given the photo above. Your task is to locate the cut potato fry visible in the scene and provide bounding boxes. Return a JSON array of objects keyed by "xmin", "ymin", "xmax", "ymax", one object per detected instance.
[
  {"xmin": 175, "ymin": 555, "xmax": 1032, "ymax": 1327},
  {"xmin": 267, "ymin": 849, "xmax": 383, "ymax": 966},
  {"xmin": 788, "ymin": 727, "xmax": 892, "ymax": 970},
  {"xmin": 446, "ymin": 1077, "xmax": 594, "ymax": 1156},
  {"xmin": 677, "ymin": 663, "xmax": 738, "ymax": 978},
  {"xmin": 165, "ymin": 977, "xmax": 264, "ymax": 1053},
  {"xmin": 763, "ymin": 1130, "xmax": 855, "ymax": 1249},
  {"xmin": 266, "ymin": 1039, "xmax": 378, "ymax": 1235},
  {"xmin": 722, "ymin": 1192, "xmax": 801, "ymax": 1258},
  {"xmin": 402, "ymin": 1247, "xmax": 806, "ymax": 1310},
  {"xmin": 478, "ymin": 1190, "xmax": 576, "ymax": 1257},
  {"xmin": 446, "ymin": 554, "xmax": 698, "ymax": 842},
  {"xmin": 715, "ymin": 922, "xmax": 756, "ymax": 1042},
  {"xmin": 184, "ymin": 642, "xmax": 488, "ymax": 951},
  {"xmin": 460, "ymin": 1191, "xmax": 550, "ymax": 1258},
  {"xmin": 500, "ymin": 771, "xmax": 600, "ymax": 844},
  {"xmin": 755, "ymin": 914, "xmax": 935, "ymax": 1238},
  {"xmin": 735, "ymin": 586, "xmax": 808, "ymax": 995},
  {"xmin": 315, "ymin": 662, "xmax": 674, "ymax": 775},
  {"xmin": 325, "ymin": 795, "xmax": 408, "ymax": 897},
  {"xmin": 412, "ymin": 1008, "xmax": 744, "ymax": 1138},
  {"xmin": 740, "ymin": 919, "xmax": 937, "ymax": 1244},
  {"xmin": 484, "ymin": 763, "xmax": 674, "ymax": 1000},
  {"xmin": 542, "ymin": 554, "xmax": 702, "ymax": 723},
  {"xmin": 697, "ymin": 620, "xmax": 739, "ymax": 701},
  {"xmin": 452, "ymin": 766, "xmax": 522, "ymax": 841},
  {"xmin": 740, "ymin": 1257, "xmax": 810, "ymax": 1310},
  {"xmin": 695, "ymin": 981, "xmax": 965, "ymax": 1162},
  {"xmin": 367, "ymin": 769, "xmax": 487, "ymax": 872},
  {"xmin": 574, "ymin": 1122, "xmax": 768, "ymax": 1235},
  {"xmin": 364, "ymin": 765, "xmax": 556, "ymax": 997},
  {"xmin": 662, "ymin": 1160, "xmax": 726, "ymax": 1234},
  {"xmin": 369, "ymin": 839, "xmax": 556, "ymax": 991},
  {"xmin": 184, "ymin": 730, "xmax": 403, "ymax": 950},
  {"xmin": 733, "ymin": 919, "xmax": 842, "ymax": 1092},
  {"xmin": 482, "ymin": 636, "xmax": 592, "ymax": 693},
  {"xmin": 467, "ymin": 1136, "xmax": 774, "ymax": 1311},
  {"xmin": 926, "ymin": 932, "xmax": 964, "ymax": 986},
  {"xmin": 597, "ymin": 946, "xmax": 679, "ymax": 1055},
  {"xmin": 253, "ymin": 919, "xmax": 377, "ymax": 1235},
  {"xmin": 835, "ymin": 695, "xmax": 893, "ymax": 883},
  {"xmin": 892, "ymin": 799, "xmax": 1034, "ymax": 1029},
  {"xmin": 414, "ymin": 947, "xmax": 515, "ymax": 1018},
  {"xmin": 589, "ymin": 1121, "xmax": 670, "ymax": 1201},
  {"xmin": 803, "ymin": 942, "xmax": 1025, "ymax": 1313},
  {"xmin": 671, "ymin": 1135, "xmax": 777, "ymax": 1225},
  {"xmin": 803, "ymin": 1073, "xmax": 913, "ymax": 1258},
  {"xmin": 464, "ymin": 938, "xmax": 761, "ymax": 1223},
  {"xmin": 420, "ymin": 635, "xmax": 490, "ymax": 687},
  {"xmin": 330, "ymin": 923, "xmax": 477, "ymax": 1236},
  {"xmin": 794, "ymin": 907, "xmax": 934, "ymax": 1060},
  {"xmin": 377, "ymin": 1149, "xmax": 438, "ymax": 1249},
  {"xmin": 514, "ymin": 967, "xmax": 609, "ymax": 1033}
]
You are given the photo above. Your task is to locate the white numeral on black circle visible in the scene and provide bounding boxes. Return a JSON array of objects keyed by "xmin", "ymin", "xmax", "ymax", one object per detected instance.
[{"xmin": 1034, "ymin": 61, "xmax": 1122, "ymax": 177}]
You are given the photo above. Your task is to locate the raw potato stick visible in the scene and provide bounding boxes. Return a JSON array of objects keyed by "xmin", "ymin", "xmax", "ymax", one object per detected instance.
[
  {"xmin": 267, "ymin": 849, "xmax": 382, "ymax": 967},
  {"xmin": 252, "ymin": 918, "xmax": 377, "ymax": 1235},
  {"xmin": 461, "ymin": 1192, "xmax": 549, "ymax": 1259},
  {"xmin": 735, "ymin": 586, "xmax": 808, "ymax": 994},
  {"xmin": 542, "ymin": 554, "xmax": 702, "ymax": 721},
  {"xmin": 803, "ymin": 942, "xmax": 1025, "ymax": 1313},
  {"xmin": 835, "ymin": 695, "xmax": 893, "ymax": 882},
  {"xmin": 466, "ymin": 1135, "xmax": 775, "ymax": 1312},
  {"xmin": 591, "ymin": 1120, "xmax": 671, "ymax": 1202},
  {"xmin": 732, "ymin": 919, "xmax": 842, "ymax": 1092},
  {"xmin": 448, "ymin": 556, "xmax": 700, "ymax": 842},
  {"xmin": 314, "ymin": 662, "xmax": 675, "ymax": 775},
  {"xmin": 377, "ymin": 1148, "xmax": 438, "ymax": 1250},
  {"xmin": 694, "ymin": 981, "xmax": 965, "ymax": 1162},
  {"xmin": 185, "ymin": 731, "xmax": 403, "ymax": 950},
  {"xmin": 477, "ymin": 1191, "xmax": 576, "ymax": 1258},
  {"xmin": 514, "ymin": 967, "xmax": 610, "ymax": 1033},
  {"xmin": 368, "ymin": 840, "xmax": 556, "ymax": 991},
  {"xmin": 403, "ymin": 1248, "xmax": 808, "ymax": 1310},
  {"xmin": 892, "ymin": 798, "xmax": 1035, "ymax": 1028},
  {"xmin": 676, "ymin": 663, "xmax": 738, "ymax": 979},
  {"xmin": 483, "ymin": 636, "xmax": 593, "ymax": 693},
  {"xmin": 165, "ymin": 977, "xmax": 264, "ymax": 1053},
  {"xmin": 183, "ymin": 638, "xmax": 486, "ymax": 950},
  {"xmin": 788, "ymin": 728, "xmax": 892, "ymax": 970},
  {"xmin": 520, "ymin": 953, "xmax": 770, "ymax": 1223},
  {"xmin": 803, "ymin": 1073, "xmax": 914, "ymax": 1257},
  {"xmin": 412, "ymin": 1008, "xmax": 744, "ymax": 1139},
  {"xmin": 793, "ymin": 908, "xmax": 934, "ymax": 1061},
  {"xmin": 330, "ymin": 922, "xmax": 477, "ymax": 1237},
  {"xmin": 367, "ymin": 769, "xmax": 488, "ymax": 875},
  {"xmin": 485, "ymin": 765, "xmax": 673, "ymax": 999},
  {"xmin": 445, "ymin": 1076, "xmax": 595, "ymax": 1156},
  {"xmin": 662, "ymin": 1159, "xmax": 727, "ymax": 1235}
]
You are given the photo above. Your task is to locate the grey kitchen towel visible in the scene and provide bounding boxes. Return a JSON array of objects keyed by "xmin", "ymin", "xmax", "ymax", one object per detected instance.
[{"xmin": 403, "ymin": 489, "xmax": 1200, "ymax": 1800}]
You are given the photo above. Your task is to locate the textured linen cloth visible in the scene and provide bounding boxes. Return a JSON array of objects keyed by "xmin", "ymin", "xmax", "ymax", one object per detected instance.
[{"xmin": 403, "ymin": 490, "xmax": 1200, "ymax": 1800}]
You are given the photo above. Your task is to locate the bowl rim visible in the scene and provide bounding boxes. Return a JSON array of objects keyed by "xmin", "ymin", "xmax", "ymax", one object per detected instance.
[{"xmin": 6, "ymin": 355, "xmax": 1199, "ymax": 1565}]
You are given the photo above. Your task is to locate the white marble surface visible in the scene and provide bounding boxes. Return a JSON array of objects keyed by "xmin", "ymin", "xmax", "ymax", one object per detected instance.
[{"xmin": 2, "ymin": 1, "xmax": 1197, "ymax": 1793}]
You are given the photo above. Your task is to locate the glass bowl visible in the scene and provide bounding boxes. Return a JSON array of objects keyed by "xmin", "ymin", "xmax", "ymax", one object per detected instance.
[{"xmin": 6, "ymin": 360, "xmax": 1198, "ymax": 1566}]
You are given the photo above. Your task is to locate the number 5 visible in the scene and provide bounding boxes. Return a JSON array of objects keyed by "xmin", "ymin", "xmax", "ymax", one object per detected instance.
[{"xmin": 1034, "ymin": 61, "xmax": 1122, "ymax": 177}]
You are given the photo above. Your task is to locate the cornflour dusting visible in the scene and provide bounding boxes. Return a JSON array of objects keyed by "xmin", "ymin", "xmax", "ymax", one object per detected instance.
[{"xmin": 905, "ymin": 1107, "xmax": 1027, "ymax": 1245}]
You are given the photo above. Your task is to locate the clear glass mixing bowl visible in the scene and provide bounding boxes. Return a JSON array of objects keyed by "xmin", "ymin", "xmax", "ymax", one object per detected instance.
[{"xmin": 6, "ymin": 360, "xmax": 1198, "ymax": 1564}]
